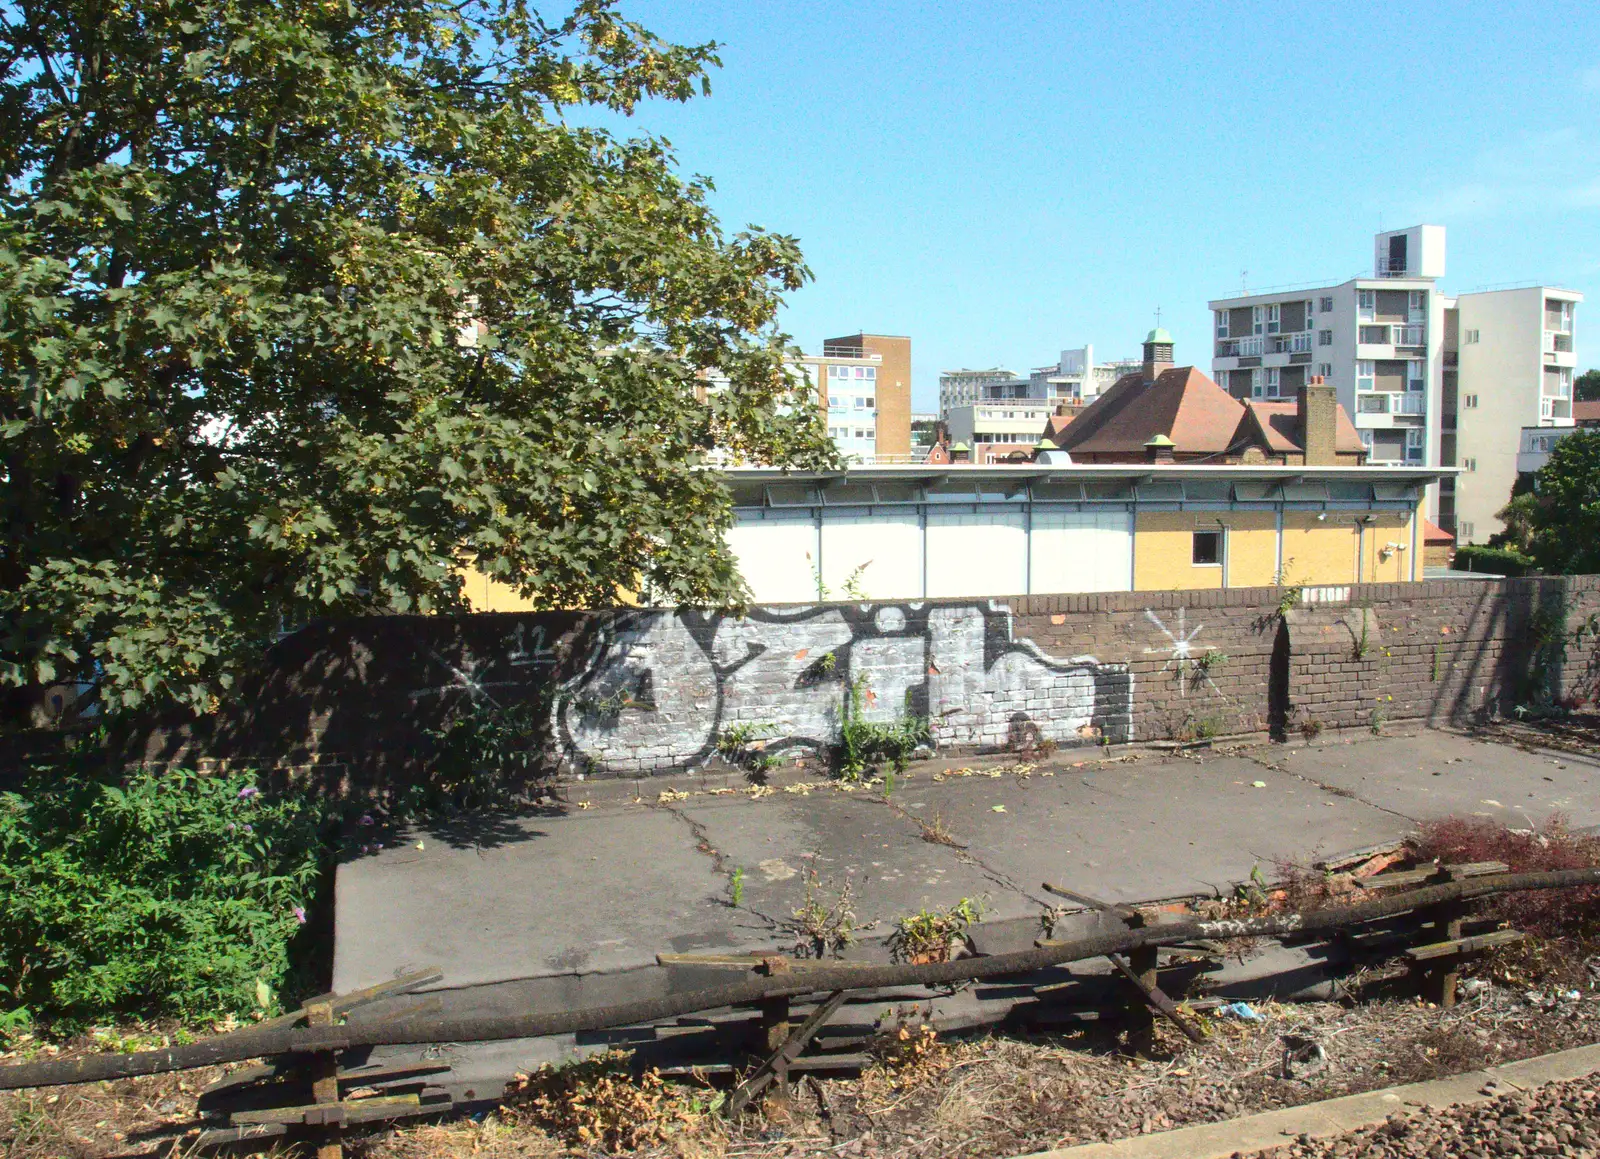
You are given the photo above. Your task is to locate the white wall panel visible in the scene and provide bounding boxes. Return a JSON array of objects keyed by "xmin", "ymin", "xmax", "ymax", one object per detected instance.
[
  {"xmin": 820, "ymin": 512, "xmax": 923, "ymax": 599},
  {"xmin": 727, "ymin": 512, "xmax": 818, "ymax": 603},
  {"xmin": 926, "ymin": 510, "xmax": 1026, "ymax": 597},
  {"xmin": 1030, "ymin": 509, "xmax": 1134, "ymax": 593}
]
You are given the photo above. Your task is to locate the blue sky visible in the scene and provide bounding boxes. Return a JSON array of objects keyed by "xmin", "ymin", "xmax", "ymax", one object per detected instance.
[{"xmin": 583, "ymin": 1, "xmax": 1600, "ymax": 411}]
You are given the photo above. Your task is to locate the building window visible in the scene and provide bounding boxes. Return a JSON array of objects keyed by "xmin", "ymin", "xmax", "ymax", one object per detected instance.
[
  {"xmin": 1215, "ymin": 310, "xmax": 1228, "ymax": 338},
  {"xmin": 1251, "ymin": 368, "xmax": 1264, "ymax": 399},
  {"xmin": 1266, "ymin": 303, "xmax": 1281, "ymax": 334},
  {"xmin": 1464, "ymin": 329, "xmax": 1480, "ymax": 344},
  {"xmin": 1356, "ymin": 360, "xmax": 1374, "ymax": 391},
  {"xmin": 1303, "ymin": 300, "xmax": 1315, "ymax": 330},
  {"xmin": 1320, "ymin": 296, "xmax": 1334, "ymax": 312},
  {"xmin": 1252, "ymin": 305, "xmax": 1264, "ymax": 335},
  {"xmin": 1318, "ymin": 329, "xmax": 1333, "ymax": 346},
  {"xmin": 1463, "ymin": 457, "xmax": 1476, "ymax": 471},
  {"xmin": 1192, "ymin": 531, "xmax": 1221, "ymax": 566},
  {"xmin": 1317, "ymin": 362, "xmax": 1333, "ymax": 377},
  {"xmin": 1464, "ymin": 393, "xmax": 1479, "ymax": 408},
  {"xmin": 1461, "ymin": 521, "xmax": 1474, "ymax": 540},
  {"xmin": 1358, "ymin": 289, "xmax": 1375, "ymax": 320},
  {"xmin": 1265, "ymin": 367, "xmax": 1281, "ymax": 397}
]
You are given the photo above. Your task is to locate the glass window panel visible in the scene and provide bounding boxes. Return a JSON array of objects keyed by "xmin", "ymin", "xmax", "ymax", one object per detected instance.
[
  {"xmin": 1136, "ymin": 481, "xmax": 1184, "ymax": 501},
  {"xmin": 1082, "ymin": 480, "xmax": 1134, "ymax": 501},
  {"xmin": 765, "ymin": 484, "xmax": 819, "ymax": 506},
  {"xmin": 1182, "ymin": 480, "xmax": 1232, "ymax": 501}
]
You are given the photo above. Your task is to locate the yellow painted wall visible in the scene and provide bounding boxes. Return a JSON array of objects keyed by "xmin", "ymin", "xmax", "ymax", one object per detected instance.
[
  {"xmin": 1358, "ymin": 509, "xmax": 1416, "ymax": 585},
  {"xmin": 1134, "ymin": 512, "xmax": 1225, "ymax": 591},
  {"xmin": 1219, "ymin": 511, "xmax": 1279, "ymax": 588},
  {"xmin": 455, "ymin": 566, "xmax": 640, "ymax": 612},
  {"xmin": 1281, "ymin": 513, "xmax": 1359, "ymax": 587}
]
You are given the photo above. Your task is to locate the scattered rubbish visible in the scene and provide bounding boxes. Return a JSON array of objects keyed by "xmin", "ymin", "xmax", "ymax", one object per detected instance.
[
  {"xmin": 1480, "ymin": 799, "xmax": 1503, "ymax": 808},
  {"xmin": 1216, "ymin": 1002, "xmax": 1263, "ymax": 1021},
  {"xmin": 1281, "ymin": 1033, "xmax": 1328, "ymax": 1079},
  {"xmin": 1459, "ymin": 978, "xmax": 1490, "ymax": 998},
  {"xmin": 1251, "ymin": 780, "xmax": 1267, "ymax": 789},
  {"xmin": 991, "ymin": 805, "xmax": 1008, "ymax": 813}
]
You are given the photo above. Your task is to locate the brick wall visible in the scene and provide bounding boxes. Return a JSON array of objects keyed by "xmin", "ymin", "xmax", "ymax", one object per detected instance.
[{"xmin": 122, "ymin": 576, "xmax": 1600, "ymax": 789}]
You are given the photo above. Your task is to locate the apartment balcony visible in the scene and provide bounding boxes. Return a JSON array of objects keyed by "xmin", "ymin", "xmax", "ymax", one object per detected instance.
[
  {"xmin": 1546, "ymin": 331, "xmax": 1574, "ymax": 353},
  {"xmin": 1215, "ymin": 336, "xmax": 1264, "ymax": 358},
  {"xmin": 1268, "ymin": 332, "xmax": 1313, "ymax": 355},
  {"xmin": 1354, "ymin": 391, "xmax": 1426, "ymax": 422}
]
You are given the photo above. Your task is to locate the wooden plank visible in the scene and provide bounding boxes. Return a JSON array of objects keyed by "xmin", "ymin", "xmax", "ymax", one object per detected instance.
[
  {"xmin": 253, "ymin": 966, "xmax": 444, "ymax": 1033},
  {"xmin": 656, "ymin": 953, "xmax": 880, "ymax": 970},
  {"xmin": 728, "ymin": 990, "xmax": 849, "ymax": 1116},
  {"xmin": 1106, "ymin": 952, "xmax": 1204, "ymax": 1045},
  {"xmin": 232, "ymin": 1093, "xmax": 421, "ymax": 1127},
  {"xmin": 306, "ymin": 1001, "xmax": 342, "ymax": 1159},
  {"xmin": 1406, "ymin": 929, "xmax": 1527, "ymax": 962},
  {"xmin": 1363, "ymin": 861, "xmax": 1510, "ymax": 891},
  {"xmin": 1041, "ymin": 882, "xmax": 1141, "ymax": 922}
]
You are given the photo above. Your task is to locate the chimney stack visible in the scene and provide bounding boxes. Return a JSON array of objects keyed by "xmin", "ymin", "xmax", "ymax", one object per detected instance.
[
  {"xmin": 1144, "ymin": 433, "xmax": 1176, "ymax": 464},
  {"xmin": 1299, "ymin": 377, "xmax": 1338, "ymax": 466},
  {"xmin": 1141, "ymin": 327, "xmax": 1175, "ymax": 383}
]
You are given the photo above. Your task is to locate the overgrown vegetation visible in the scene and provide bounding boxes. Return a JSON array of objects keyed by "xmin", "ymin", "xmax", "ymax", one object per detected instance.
[
  {"xmin": 503, "ymin": 1050, "xmax": 722, "ymax": 1153},
  {"xmin": 1409, "ymin": 815, "xmax": 1600, "ymax": 942},
  {"xmin": 422, "ymin": 697, "xmax": 546, "ymax": 811},
  {"xmin": 716, "ymin": 722, "xmax": 782, "ymax": 775},
  {"xmin": 790, "ymin": 867, "xmax": 857, "ymax": 957},
  {"xmin": 0, "ymin": 0, "xmax": 836, "ymax": 729},
  {"xmin": 890, "ymin": 898, "xmax": 982, "ymax": 964},
  {"xmin": 0, "ymin": 764, "xmax": 328, "ymax": 1036},
  {"xmin": 838, "ymin": 673, "xmax": 930, "ymax": 779},
  {"xmin": 1453, "ymin": 543, "xmax": 1535, "ymax": 576}
]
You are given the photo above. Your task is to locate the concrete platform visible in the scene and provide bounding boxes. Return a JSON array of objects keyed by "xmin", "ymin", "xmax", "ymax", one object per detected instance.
[{"xmin": 330, "ymin": 728, "xmax": 1600, "ymax": 1091}]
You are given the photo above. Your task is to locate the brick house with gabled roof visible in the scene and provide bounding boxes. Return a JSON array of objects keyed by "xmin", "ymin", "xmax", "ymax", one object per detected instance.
[{"xmin": 1048, "ymin": 330, "xmax": 1366, "ymax": 466}]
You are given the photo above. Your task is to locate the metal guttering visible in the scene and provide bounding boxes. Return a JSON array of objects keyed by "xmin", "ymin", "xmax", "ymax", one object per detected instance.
[{"xmin": 726, "ymin": 465, "xmax": 1452, "ymax": 515}]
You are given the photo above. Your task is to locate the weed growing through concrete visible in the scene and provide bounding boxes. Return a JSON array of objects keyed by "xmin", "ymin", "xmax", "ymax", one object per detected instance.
[
  {"xmin": 882, "ymin": 770, "xmax": 896, "ymax": 797},
  {"xmin": 917, "ymin": 810, "xmax": 962, "ymax": 848},
  {"xmin": 729, "ymin": 867, "xmax": 745, "ymax": 907},
  {"xmin": 716, "ymin": 722, "xmax": 782, "ymax": 776},
  {"xmin": 838, "ymin": 673, "xmax": 930, "ymax": 780},
  {"xmin": 790, "ymin": 867, "xmax": 857, "ymax": 957},
  {"xmin": 890, "ymin": 898, "xmax": 983, "ymax": 964}
]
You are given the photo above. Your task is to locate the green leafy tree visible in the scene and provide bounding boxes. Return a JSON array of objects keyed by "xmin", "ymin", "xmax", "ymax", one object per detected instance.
[
  {"xmin": 0, "ymin": 0, "xmax": 834, "ymax": 723},
  {"xmin": 1526, "ymin": 429, "xmax": 1600, "ymax": 575},
  {"xmin": 1575, "ymin": 368, "xmax": 1600, "ymax": 403}
]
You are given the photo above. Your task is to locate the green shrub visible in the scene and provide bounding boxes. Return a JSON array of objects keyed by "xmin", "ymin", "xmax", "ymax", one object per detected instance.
[
  {"xmin": 1453, "ymin": 544, "xmax": 1534, "ymax": 577},
  {"xmin": 838, "ymin": 675, "xmax": 930, "ymax": 779},
  {"xmin": 0, "ymin": 766, "xmax": 328, "ymax": 1033}
]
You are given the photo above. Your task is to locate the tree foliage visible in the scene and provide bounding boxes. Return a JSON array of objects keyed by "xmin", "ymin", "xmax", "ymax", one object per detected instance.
[
  {"xmin": 0, "ymin": 0, "xmax": 834, "ymax": 721},
  {"xmin": 1525, "ymin": 429, "xmax": 1600, "ymax": 575},
  {"xmin": 1575, "ymin": 368, "xmax": 1600, "ymax": 403}
]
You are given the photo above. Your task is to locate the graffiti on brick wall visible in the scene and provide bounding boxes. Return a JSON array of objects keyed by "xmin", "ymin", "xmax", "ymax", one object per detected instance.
[{"xmin": 552, "ymin": 602, "xmax": 1133, "ymax": 775}]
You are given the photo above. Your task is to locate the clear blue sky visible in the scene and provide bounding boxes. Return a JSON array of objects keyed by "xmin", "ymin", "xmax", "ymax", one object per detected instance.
[{"xmin": 581, "ymin": 1, "xmax": 1600, "ymax": 411}]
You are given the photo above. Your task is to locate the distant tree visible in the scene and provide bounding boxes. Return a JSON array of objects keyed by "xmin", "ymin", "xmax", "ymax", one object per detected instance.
[
  {"xmin": 1490, "ymin": 492, "xmax": 1538, "ymax": 554},
  {"xmin": 1576, "ymin": 369, "xmax": 1600, "ymax": 403},
  {"xmin": 1526, "ymin": 429, "xmax": 1600, "ymax": 574},
  {"xmin": 0, "ymin": 0, "xmax": 835, "ymax": 725}
]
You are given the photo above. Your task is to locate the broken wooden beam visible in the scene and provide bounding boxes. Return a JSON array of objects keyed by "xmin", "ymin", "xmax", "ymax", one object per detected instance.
[{"xmin": 728, "ymin": 990, "xmax": 849, "ymax": 1115}]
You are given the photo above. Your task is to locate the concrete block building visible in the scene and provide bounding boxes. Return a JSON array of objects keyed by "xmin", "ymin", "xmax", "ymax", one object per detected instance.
[
  {"xmin": 1208, "ymin": 226, "xmax": 1581, "ymax": 542},
  {"xmin": 799, "ymin": 333, "xmax": 912, "ymax": 464}
]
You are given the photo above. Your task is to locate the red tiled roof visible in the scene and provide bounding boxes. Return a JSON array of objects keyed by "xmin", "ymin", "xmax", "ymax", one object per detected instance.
[
  {"xmin": 1422, "ymin": 518, "xmax": 1454, "ymax": 546},
  {"xmin": 1054, "ymin": 367, "xmax": 1245, "ymax": 456},
  {"xmin": 1043, "ymin": 413, "xmax": 1076, "ymax": 441},
  {"xmin": 1239, "ymin": 401, "xmax": 1366, "ymax": 457},
  {"xmin": 1574, "ymin": 401, "xmax": 1600, "ymax": 424}
]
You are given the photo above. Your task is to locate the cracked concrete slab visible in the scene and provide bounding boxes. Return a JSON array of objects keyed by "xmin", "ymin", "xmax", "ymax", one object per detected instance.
[
  {"xmin": 333, "ymin": 806, "xmax": 766, "ymax": 992},
  {"xmin": 1266, "ymin": 731, "xmax": 1600, "ymax": 828},
  {"xmin": 675, "ymin": 790, "xmax": 1009, "ymax": 939},
  {"xmin": 888, "ymin": 755, "xmax": 1400, "ymax": 905},
  {"xmin": 333, "ymin": 730, "xmax": 1599, "ymax": 1006}
]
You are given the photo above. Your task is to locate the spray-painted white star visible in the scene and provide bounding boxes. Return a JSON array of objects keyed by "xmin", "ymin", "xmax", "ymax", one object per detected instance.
[{"xmin": 1143, "ymin": 607, "xmax": 1214, "ymax": 698}]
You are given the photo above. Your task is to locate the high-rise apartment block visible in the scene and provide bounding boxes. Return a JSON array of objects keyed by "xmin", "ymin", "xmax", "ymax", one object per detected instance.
[
  {"xmin": 1208, "ymin": 226, "xmax": 1580, "ymax": 541},
  {"xmin": 798, "ymin": 333, "xmax": 912, "ymax": 464}
]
